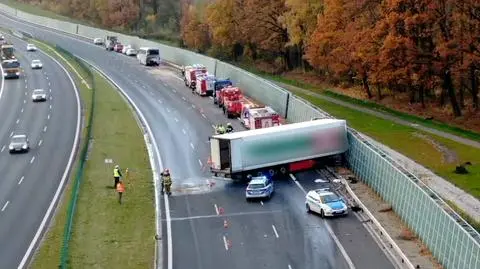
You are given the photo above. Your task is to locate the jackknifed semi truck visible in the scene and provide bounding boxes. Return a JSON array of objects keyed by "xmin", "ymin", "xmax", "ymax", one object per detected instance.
[{"xmin": 209, "ymin": 119, "xmax": 349, "ymax": 180}]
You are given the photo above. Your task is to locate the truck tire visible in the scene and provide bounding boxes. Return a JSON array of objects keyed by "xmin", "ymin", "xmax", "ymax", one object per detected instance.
[
  {"xmin": 268, "ymin": 169, "xmax": 275, "ymax": 177},
  {"xmin": 280, "ymin": 167, "xmax": 287, "ymax": 175}
]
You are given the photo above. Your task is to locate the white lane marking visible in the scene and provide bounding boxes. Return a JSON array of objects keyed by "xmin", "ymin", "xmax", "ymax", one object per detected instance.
[
  {"xmin": 0, "ymin": 145, "xmax": 4, "ymax": 152},
  {"xmin": 38, "ymin": 140, "xmax": 43, "ymax": 146},
  {"xmin": 49, "ymin": 105, "xmax": 52, "ymax": 109},
  {"xmin": 260, "ymin": 201, "xmax": 264, "ymax": 206},
  {"xmin": 272, "ymin": 225, "xmax": 280, "ymax": 238},
  {"xmin": 0, "ymin": 60, "xmax": 4, "ymax": 101},
  {"xmin": 288, "ymin": 265, "xmax": 293, "ymax": 269},
  {"xmin": 142, "ymin": 85, "xmax": 146, "ymax": 88},
  {"xmin": 290, "ymin": 173, "xmax": 356, "ymax": 269},
  {"xmin": 158, "ymin": 99, "xmax": 163, "ymax": 104},
  {"xmin": 174, "ymin": 117, "xmax": 179, "ymax": 122},
  {"xmin": 223, "ymin": 235, "xmax": 229, "ymax": 251},
  {"xmin": 10, "ymin": 132, "xmax": 13, "ymax": 137},
  {"xmin": 182, "ymin": 129, "xmax": 186, "ymax": 135},
  {"xmin": 289, "ymin": 174, "xmax": 308, "ymax": 194},
  {"xmin": 214, "ymin": 204, "xmax": 219, "ymax": 215},
  {"xmin": 47, "ymin": 114, "xmax": 50, "ymax": 120},
  {"xmin": 23, "ymin": 100, "xmax": 26, "ymax": 104},
  {"xmin": 18, "ymin": 176, "xmax": 24, "ymax": 185},
  {"xmin": 45, "ymin": 76, "xmax": 49, "ymax": 80},
  {"xmin": 24, "ymin": 92, "xmax": 27, "ymax": 95},
  {"xmin": 16, "ymin": 119, "xmax": 19, "ymax": 124},
  {"xmin": 25, "ymin": 85, "xmax": 27, "ymax": 89},
  {"xmin": 172, "ymin": 89, "xmax": 176, "ymax": 93},
  {"xmin": 43, "ymin": 126, "xmax": 47, "ymax": 132},
  {"xmin": 211, "ymin": 125, "xmax": 216, "ymax": 129},
  {"xmin": 190, "ymin": 143, "xmax": 195, "ymax": 150},
  {"xmin": 198, "ymin": 159, "xmax": 203, "ymax": 167},
  {"xmin": 49, "ymin": 89, "xmax": 52, "ymax": 92},
  {"xmin": 1, "ymin": 201, "xmax": 9, "ymax": 212},
  {"xmin": 18, "ymin": 40, "xmax": 82, "ymax": 269},
  {"xmin": 48, "ymin": 81, "xmax": 50, "ymax": 86},
  {"xmin": 21, "ymin": 108, "xmax": 24, "ymax": 113},
  {"xmin": 30, "ymin": 156, "xmax": 35, "ymax": 164},
  {"xmin": 192, "ymin": 104, "xmax": 196, "ymax": 109},
  {"xmin": 201, "ymin": 114, "xmax": 206, "ymax": 119},
  {"xmin": 166, "ymin": 108, "xmax": 171, "ymax": 113},
  {"xmin": 182, "ymin": 96, "xmax": 186, "ymax": 101},
  {"xmin": 49, "ymin": 96, "xmax": 53, "ymax": 100}
]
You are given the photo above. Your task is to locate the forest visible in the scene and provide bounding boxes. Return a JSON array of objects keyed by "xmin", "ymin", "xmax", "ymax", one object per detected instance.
[{"xmin": 17, "ymin": 0, "xmax": 480, "ymax": 128}]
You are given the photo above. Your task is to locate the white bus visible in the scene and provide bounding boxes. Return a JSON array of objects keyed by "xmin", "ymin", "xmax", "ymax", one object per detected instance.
[{"xmin": 137, "ymin": 47, "xmax": 160, "ymax": 66}]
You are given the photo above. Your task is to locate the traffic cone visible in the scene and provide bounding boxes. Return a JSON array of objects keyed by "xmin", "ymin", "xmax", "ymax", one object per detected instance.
[{"xmin": 224, "ymin": 219, "xmax": 228, "ymax": 228}]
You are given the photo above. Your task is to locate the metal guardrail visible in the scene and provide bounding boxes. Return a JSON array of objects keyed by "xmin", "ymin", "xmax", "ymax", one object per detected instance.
[{"xmin": 1, "ymin": 4, "xmax": 479, "ymax": 268}]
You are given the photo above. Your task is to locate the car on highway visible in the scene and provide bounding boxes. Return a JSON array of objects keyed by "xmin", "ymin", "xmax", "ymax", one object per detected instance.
[
  {"xmin": 8, "ymin": 134, "xmax": 30, "ymax": 153},
  {"xmin": 126, "ymin": 48, "xmax": 137, "ymax": 56},
  {"xmin": 245, "ymin": 176, "xmax": 274, "ymax": 201},
  {"xmin": 93, "ymin": 37, "xmax": 104, "ymax": 45},
  {"xmin": 305, "ymin": 189, "xmax": 348, "ymax": 218},
  {"xmin": 26, "ymin": 43, "xmax": 37, "ymax": 51},
  {"xmin": 122, "ymin": 44, "xmax": 132, "ymax": 54},
  {"xmin": 31, "ymin": 89, "xmax": 47, "ymax": 102},
  {"xmin": 31, "ymin": 59, "xmax": 43, "ymax": 69}
]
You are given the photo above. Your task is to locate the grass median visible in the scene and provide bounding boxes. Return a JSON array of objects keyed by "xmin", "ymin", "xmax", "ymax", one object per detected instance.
[{"xmin": 29, "ymin": 40, "xmax": 155, "ymax": 268}]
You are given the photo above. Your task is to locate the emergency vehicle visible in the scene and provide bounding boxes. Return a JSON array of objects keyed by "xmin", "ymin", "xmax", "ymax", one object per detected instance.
[
  {"xmin": 195, "ymin": 74, "xmax": 216, "ymax": 96},
  {"xmin": 223, "ymin": 94, "xmax": 244, "ymax": 118},
  {"xmin": 184, "ymin": 64, "xmax": 207, "ymax": 89},
  {"xmin": 217, "ymin": 86, "xmax": 242, "ymax": 108},
  {"xmin": 241, "ymin": 105, "xmax": 281, "ymax": 130},
  {"xmin": 213, "ymin": 79, "xmax": 233, "ymax": 104}
]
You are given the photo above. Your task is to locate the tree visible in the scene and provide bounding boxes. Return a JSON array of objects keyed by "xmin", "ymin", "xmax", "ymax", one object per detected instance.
[{"xmin": 181, "ymin": 2, "xmax": 210, "ymax": 52}]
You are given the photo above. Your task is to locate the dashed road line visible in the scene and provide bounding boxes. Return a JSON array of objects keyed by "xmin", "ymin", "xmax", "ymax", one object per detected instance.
[
  {"xmin": 192, "ymin": 104, "xmax": 196, "ymax": 109},
  {"xmin": 142, "ymin": 85, "xmax": 146, "ymax": 88},
  {"xmin": 49, "ymin": 89, "xmax": 52, "ymax": 92},
  {"xmin": 49, "ymin": 105, "xmax": 52, "ymax": 109},
  {"xmin": 190, "ymin": 143, "xmax": 195, "ymax": 150},
  {"xmin": 1, "ymin": 201, "xmax": 9, "ymax": 212},
  {"xmin": 16, "ymin": 119, "xmax": 19, "ymax": 124},
  {"xmin": 24, "ymin": 85, "xmax": 27, "ymax": 89},
  {"xmin": 49, "ymin": 96, "xmax": 52, "ymax": 100},
  {"xmin": 23, "ymin": 100, "xmax": 26, "ymax": 104},
  {"xmin": 288, "ymin": 265, "xmax": 293, "ymax": 269},
  {"xmin": 21, "ymin": 108, "xmax": 24, "ymax": 113},
  {"xmin": 198, "ymin": 159, "xmax": 203, "ymax": 167},
  {"xmin": 38, "ymin": 140, "xmax": 42, "ymax": 146},
  {"xmin": 182, "ymin": 129, "xmax": 186, "ymax": 135},
  {"xmin": 48, "ymin": 81, "xmax": 50, "ymax": 86},
  {"xmin": 174, "ymin": 117, "xmax": 179, "ymax": 122},
  {"xmin": 24, "ymin": 92, "xmax": 27, "ymax": 95},
  {"xmin": 289, "ymin": 174, "xmax": 307, "ymax": 195},
  {"xmin": 172, "ymin": 89, "xmax": 176, "ymax": 93},
  {"xmin": 1, "ymin": 145, "xmax": 5, "ymax": 152},
  {"xmin": 182, "ymin": 96, "xmax": 186, "ymax": 101},
  {"xmin": 272, "ymin": 225, "xmax": 280, "ymax": 238},
  {"xmin": 43, "ymin": 126, "xmax": 47, "ymax": 132},
  {"xmin": 260, "ymin": 201, "xmax": 264, "ymax": 206},
  {"xmin": 30, "ymin": 156, "xmax": 35, "ymax": 164},
  {"xmin": 10, "ymin": 132, "xmax": 13, "ymax": 137},
  {"xmin": 47, "ymin": 114, "xmax": 50, "ymax": 120},
  {"xmin": 166, "ymin": 108, "xmax": 171, "ymax": 113},
  {"xmin": 201, "ymin": 114, "xmax": 206, "ymax": 119},
  {"xmin": 223, "ymin": 235, "xmax": 229, "ymax": 251},
  {"xmin": 158, "ymin": 99, "xmax": 163, "ymax": 104},
  {"xmin": 214, "ymin": 204, "xmax": 219, "ymax": 215},
  {"xmin": 18, "ymin": 176, "xmax": 24, "ymax": 185}
]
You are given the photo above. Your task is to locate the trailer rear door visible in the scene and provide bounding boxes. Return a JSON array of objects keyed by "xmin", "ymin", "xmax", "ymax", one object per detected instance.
[{"xmin": 219, "ymin": 139, "xmax": 231, "ymax": 169}]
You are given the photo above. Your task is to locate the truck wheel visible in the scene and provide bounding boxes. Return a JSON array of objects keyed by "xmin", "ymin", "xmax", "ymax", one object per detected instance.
[
  {"xmin": 320, "ymin": 209, "xmax": 325, "ymax": 218},
  {"xmin": 280, "ymin": 167, "xmax": 287, "ymax": 175},
  {"xmin": 306, "ymin": 203, "xmax": 311, "ymax": 213}
]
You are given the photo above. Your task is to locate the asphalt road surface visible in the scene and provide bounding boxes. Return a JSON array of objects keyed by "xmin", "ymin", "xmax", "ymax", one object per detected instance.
[
  {"xmin": 0, "ymin": 34, "xmax": 79, "ymax": 268},
  {"xmin": 0, "ymin": 14, "xmax": 396, "ymax": 269}
]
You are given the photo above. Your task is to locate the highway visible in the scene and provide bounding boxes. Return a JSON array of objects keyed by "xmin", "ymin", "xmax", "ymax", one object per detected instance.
[
  {"xmin": 0, "ymin": 15, "xmax": 396, "ymax": 269},
  {"xmin": 0, "ymin": 34, "xmax": 80, "ymax": 268}
]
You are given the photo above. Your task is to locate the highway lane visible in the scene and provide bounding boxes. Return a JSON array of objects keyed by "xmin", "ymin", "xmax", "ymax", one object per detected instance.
[
  {"xmin": 0, "ymin": 34, "xmax": 79, "ymax": 268},
  {"xmin": 0, "ymin": 16, "xmax": 396, "ymax": 269}
]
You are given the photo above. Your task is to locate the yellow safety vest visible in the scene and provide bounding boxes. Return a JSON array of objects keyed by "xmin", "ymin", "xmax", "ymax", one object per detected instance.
[{"xmin": 113, "ymin": 168, "xmax": 120, "ymax": 177}]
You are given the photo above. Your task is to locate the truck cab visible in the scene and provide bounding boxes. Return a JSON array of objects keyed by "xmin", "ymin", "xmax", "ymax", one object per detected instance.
[
  {"xmin": 218, "ymin": 87, "xmax": 242, "ymax": 108},
  {"xmin": 184, "ymin": 64, "xmax": 207, "ymax": 89},
  {"xmin": 105, "ymin": 36, "xmax": 118, "ymax": 51},
  {"xmin": 195, "ymin": 74, "xmax": 216, "ymax": 96},
  {"xmin": 241, "ymin": 106, "xmax": 280, "ymax": 130},
  {"xmin": 213, "ymin": 79, "xmax": 233, "ymax": 104},
  {"xmin": 223, "ymin": 94, "xmax": 243, "ymax": 118}
]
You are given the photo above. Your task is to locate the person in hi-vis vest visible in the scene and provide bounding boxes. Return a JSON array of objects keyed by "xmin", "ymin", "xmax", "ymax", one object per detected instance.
[{"xmin": 113, "ymin": 165, "xmax": 122, "ymax": 188}]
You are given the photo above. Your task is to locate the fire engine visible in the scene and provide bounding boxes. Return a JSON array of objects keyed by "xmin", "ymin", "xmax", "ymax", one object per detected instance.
[
  {"xmin": 184, "ymin": 64, "xmax": 207, "ymax": 89},
  {"xmin": 241, "ymin": 105, "xmax": 281, "ymax": 130},
  {"xmin": 195, "ymin": 74, "xmax": 216, "ymax": 96}
]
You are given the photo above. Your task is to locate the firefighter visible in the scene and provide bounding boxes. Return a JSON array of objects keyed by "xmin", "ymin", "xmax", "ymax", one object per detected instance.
[
  {"xmin": 226, "ymin": 123, "xmax": 234, "ymax": 133},
  {"xmin": 215, "ymin": 124, "xmax": 226, "ymax": 135},
  {"xmin": 113, "ymin": 165, "xmax": 122, "ymax": 189},
  {"xmin": 160, "ymin": 169, "xmax": 172, "ymax": 195}
]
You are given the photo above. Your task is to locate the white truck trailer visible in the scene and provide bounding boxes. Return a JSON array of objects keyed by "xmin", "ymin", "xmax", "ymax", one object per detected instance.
[{"xmin": 209, "ymin": 119, "xmax": 349, "ymax": 180}]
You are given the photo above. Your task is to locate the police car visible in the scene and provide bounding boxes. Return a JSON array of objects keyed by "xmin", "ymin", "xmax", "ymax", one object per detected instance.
[
  {"xmin": 305, "ymin": 188, "xmax": 348, "ymax": 217},
  {"xmin": 245, "ymin": 176, "xmax": 274, "ymax": 201}
]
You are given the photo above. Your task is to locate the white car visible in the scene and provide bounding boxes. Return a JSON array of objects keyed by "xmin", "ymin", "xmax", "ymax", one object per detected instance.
[
  {"xmin": 31, "ymin": 89, "xmax": 47, "ymax": 102},
  {"xmin": 93, "ymin": 38, "xmax": 104, "ymax": 45},
  {"xmin": 122, "ymin": 44, "xmax": 132, "ymax": 54},
  {"xmin": 125, "ymin": 48, "xmax": 137, "ymax": 56},
  {"xmin": 305, "ymin": 189, "xmax": 348, "ymax": 218},
  {"xmin": 26, "ymin": 43, "xmax": 37, "ymax": 51},
  {"xmin": 31, "ymin": 59, "xmax": 43, "ymax": 69}
]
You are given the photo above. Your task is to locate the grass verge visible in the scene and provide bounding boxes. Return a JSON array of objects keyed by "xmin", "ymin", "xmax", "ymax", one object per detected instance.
[
  {"xmin": 294, "ymin": 91, "xmax": 480, "ymax": 200},
  {"xmin": 29, "ymin": 40, "xmax": 155, "ymax": 268},
  {"xmin": 445, "ymin": 200, "xmax": 480, "ymax": 232}
]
